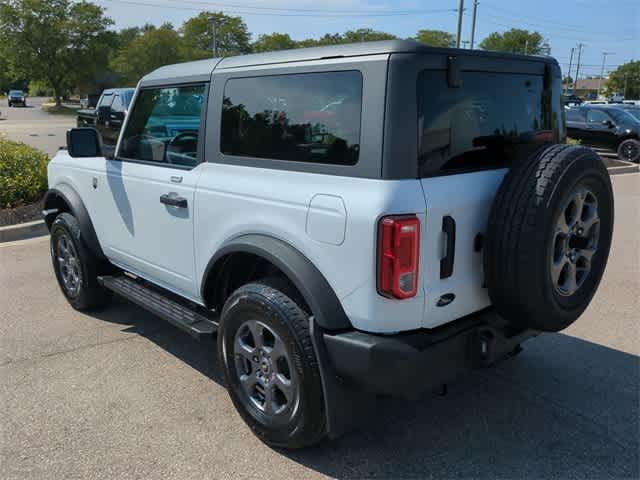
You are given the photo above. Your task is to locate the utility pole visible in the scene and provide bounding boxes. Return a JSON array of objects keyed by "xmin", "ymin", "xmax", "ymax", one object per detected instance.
[
  {"xmin": 573, "ymin": 43, "xmax": 584, "ymax": 92},
  {"xmin": 597, "ymin": 51, "xmax": 614, "ymax": 98},
  {"xmin": 469, "ymin": 0, "xmax": 479, "ymax": 49},
  {"xmin": 211, "ymin": 17, "xmax": 217, "ymax": 57},
  {"xmin": 456, "ymin": 0, "xmax": 465, "ymax": 48},
  {"xmin": 524, "ymin": 39, "xmax": 529, "ymax": 55},
  {"xmin": 566, "ymin": 47, "xmax": 575, "ymax": 91}
]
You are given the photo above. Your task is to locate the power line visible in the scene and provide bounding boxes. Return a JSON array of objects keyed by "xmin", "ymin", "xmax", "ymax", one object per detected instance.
[
  {"xmin": 99, "ymin": 0, "xmax": 459, "ymax": 17},
  {"xmin": 480, "ymin": 16, "xmax": 633, "ymax": 42},
  {"xmin": 481, "ymin": 2, "xmax": 636, "ymax": 36}
]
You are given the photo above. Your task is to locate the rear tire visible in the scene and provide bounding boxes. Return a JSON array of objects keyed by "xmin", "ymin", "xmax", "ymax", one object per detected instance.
[
  {"xmin": 617, "ymin": 139, "xmax": 640, "ymax": 163},
  {"xmin": 50, "ymin": 213, "xmax": 112, "ymax": 310},
  {"xmin": 485, "ymin": 144, "xmax": 614, "ymax": 332},
  {"xmin": 218, "ymin": 281, "xmax": 325, "ymax": 449}
]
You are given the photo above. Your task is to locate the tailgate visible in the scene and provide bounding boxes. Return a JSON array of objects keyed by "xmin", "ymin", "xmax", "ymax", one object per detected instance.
[{"xmin": 420, "ymin": 170, "xmax": 506, "ymax": 328}]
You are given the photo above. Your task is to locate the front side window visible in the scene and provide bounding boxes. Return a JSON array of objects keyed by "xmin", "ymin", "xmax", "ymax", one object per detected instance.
[
  {"xmin": 99, "ymin": 93, "xmax": 114, "ymax": 108},
  {"xmin": 118, "ymin": 84, "xmax": 205, "ymax": 168},
  {"xmin": 586, "ymin": 109, "xmax": 611, "ymax": 123},
  {"xmin": 566, "ymin": 109, "xmax": 586, "ymax": 122},
  {"xmin": 111, "ymin": 95, "xmax": 124, "ymax": 113},
  {"xmin": 417, "ymin": 70, "xmax": 562, "ymax": 176},
  {"xmin": 221, "ymin": 71, "xmax": 362, "ymax": 165}
]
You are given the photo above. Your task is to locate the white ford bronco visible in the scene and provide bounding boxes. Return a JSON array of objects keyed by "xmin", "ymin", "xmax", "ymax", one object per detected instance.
[{"xmin": 44, "ymin": 41, "xmax": 614, "ymax": 448}]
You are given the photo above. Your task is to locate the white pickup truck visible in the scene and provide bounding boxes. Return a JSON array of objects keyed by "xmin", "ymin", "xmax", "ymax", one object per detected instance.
[{"xmin": 43, "ymin": 40, "xmax": 614, "ymax": 448}]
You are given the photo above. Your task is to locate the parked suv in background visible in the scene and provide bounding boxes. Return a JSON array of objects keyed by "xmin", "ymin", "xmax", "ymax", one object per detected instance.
[
  {"xmin": 567, "ymin": 105, "xmax": 640, "ymax": 163},
  {"xmin": 7, "ymin": 89, "xmax": 27, "ymax": 107},
  {"xmin": 44, "ymin": 41, "xmax": 614, "ymax": 448},
  {"xmin": 77, "ymin": 88, "xmax": 135, "ymax": 146}
]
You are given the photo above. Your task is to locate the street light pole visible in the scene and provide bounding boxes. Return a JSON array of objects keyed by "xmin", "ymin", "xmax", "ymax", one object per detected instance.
[
  {"xmin": 573, "ymin": 43, "xmax": 584, "ymax": 92},
  {"xmin": 469, "ymin": 0, "xmax": 479, "ymax": 50},
  {"xmin": 597, "ymin": 51, "xmax": 614, "ymax": 98},
  {"xmin": 566, "ymin": 47, "xmax": 575, "ymax": 91},
  {"xmin": 456, "ymin": 0, "xmax": 465, "ymax": 48}
]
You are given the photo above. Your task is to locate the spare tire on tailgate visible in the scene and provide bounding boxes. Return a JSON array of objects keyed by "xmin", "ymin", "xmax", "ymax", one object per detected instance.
[{"xmin": 484, "ymin": 144, "xmax": 614, "ymax": 332}]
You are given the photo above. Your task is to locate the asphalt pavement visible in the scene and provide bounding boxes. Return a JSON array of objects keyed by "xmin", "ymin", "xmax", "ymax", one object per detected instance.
[
  {"xmin": 1, "ymin": 95, "xmax": 639, "ymax": 479},
  {"xmin": 0, "ymin": 97, "xmax": 75, "ymax": 157},
  {"xmin": 0, "ymin": 173, "xmax": 638, "ymax": 479}
]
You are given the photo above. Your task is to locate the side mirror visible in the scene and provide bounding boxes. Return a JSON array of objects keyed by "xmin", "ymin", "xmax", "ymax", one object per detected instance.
[
  {"xmin": 66, "ymin": 128, "xmax": 103, "ymax": 157},
  {"xmin": 602, "ymin": 119, "xmax": 615, "ymax": 128}
]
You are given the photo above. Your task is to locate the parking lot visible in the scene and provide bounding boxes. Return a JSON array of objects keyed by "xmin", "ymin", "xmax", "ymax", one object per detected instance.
[{"xmin": 1, "ymin": 100, "xmax": 639, "ymax": 479}]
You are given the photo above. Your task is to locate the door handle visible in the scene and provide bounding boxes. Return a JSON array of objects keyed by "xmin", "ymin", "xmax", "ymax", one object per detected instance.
[
  {"xmin": 440, "ymin": 216, "xmax": 456, "ymax": 279},
  {"xmin": 160, "ymin": 192, "xmax": 187, "ymax": 208}
]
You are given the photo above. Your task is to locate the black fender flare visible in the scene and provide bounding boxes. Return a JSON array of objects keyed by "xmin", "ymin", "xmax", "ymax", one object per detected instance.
[
  {"xmin": 201, "ymin": 234, "xmax": 352, "ymax": 331},
  {"xmin": 202, "ymin": 234, "xmax": 364, "ymax": 439},
  {"xmin": 43, "ymin": 185, "xmax": 106, "ymax": 260}
]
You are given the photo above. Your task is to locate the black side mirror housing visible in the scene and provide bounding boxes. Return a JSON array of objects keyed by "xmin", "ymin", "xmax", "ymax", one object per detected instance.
[
  {"xmin": 602, "ymin": 119, "xmax": 615, "ymax": 128},
  {"xmin": 66, "ymin": 128, "xmax": 103, "ymax": 157}
]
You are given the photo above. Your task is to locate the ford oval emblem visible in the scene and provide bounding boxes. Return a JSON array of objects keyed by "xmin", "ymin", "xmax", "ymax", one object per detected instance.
[{"xmin": 436, "ymin": 293, "xmax": 456, "ymax": 307}]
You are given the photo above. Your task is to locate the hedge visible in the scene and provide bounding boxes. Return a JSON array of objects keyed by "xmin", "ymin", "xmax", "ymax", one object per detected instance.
[{"xmin": 0, "ymin": 138, "xmax": 49, "ymax": 208}]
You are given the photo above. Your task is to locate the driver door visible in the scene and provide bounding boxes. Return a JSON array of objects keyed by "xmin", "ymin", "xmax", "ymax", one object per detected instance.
[{"xmin": 98, "ymin": 83, "xmax": 207, "ymax": 301}]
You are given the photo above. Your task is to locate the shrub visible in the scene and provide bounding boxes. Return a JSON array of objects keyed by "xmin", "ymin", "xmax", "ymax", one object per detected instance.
[
  {"xmin": 567, "ymin": 137, "xmax": 581, "ymax": 145},
  {"xmin": 0, "ymin": 139, "xmax": 49, "ymax": 208}
]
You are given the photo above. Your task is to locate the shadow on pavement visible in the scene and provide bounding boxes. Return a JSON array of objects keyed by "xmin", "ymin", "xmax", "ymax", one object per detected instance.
[{"xmin": 90, "ymin": 300, "xmax": 640, "ymax": 479}]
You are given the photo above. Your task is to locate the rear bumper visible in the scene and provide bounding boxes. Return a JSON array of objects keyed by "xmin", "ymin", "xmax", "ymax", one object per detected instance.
[{"xmin": 321, "ymin": 310, "xmax": 537, "ymax": 397}]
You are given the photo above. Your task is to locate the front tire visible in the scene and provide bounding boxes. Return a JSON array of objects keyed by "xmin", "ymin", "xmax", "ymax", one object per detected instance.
[
  {"xmin": 50, "ymin": 213, "xmax": 112, "ymax": 310},
  {"xmin": 617, "ymin": 139, "xmax": 640, "ymax": 163},
  {"xmin": 218, "ymin": 281, "xmax": 325, "ymax": 448}
]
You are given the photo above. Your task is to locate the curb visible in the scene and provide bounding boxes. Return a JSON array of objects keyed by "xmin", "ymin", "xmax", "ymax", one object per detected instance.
[
  {"xmin": 607, "ymin": 163, "xmax": 640, "ymax": 175},
  {"xmin": 0, "ymin": 219, "xmax": 48, "ymax": 243}
]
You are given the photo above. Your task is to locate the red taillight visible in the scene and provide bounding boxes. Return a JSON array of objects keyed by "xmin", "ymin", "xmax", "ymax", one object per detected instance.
[{"xmin": 377, "ymin": 215, "xmax": 420, "ymax": 299}]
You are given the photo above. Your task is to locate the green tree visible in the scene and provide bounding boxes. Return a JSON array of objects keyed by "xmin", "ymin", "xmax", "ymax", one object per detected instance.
[
  {"xmin": 341, "ymin": 28, "xmax": 396, "ymax": 43},
  {"xmin": 413, "ymin": 29, "xmax": 456, "ymax": 48},
  {"xmin": 604, "ymin": 61, "xmax": 640, "ymax": 99},
  {"xmin": 252, "ymin": 33, "xmax": 296, "ymax": 53},
  {"xmin": 180, "ymin": 11, "xmax": 250, "ymax": 59},
  {"xmin": 0, "ymin": 0, "xmax": 114, "ymax": 105},
  {"xmin": 111, "ymin": 25, "xmax": 183, "ymax": 84},
  {"xmin": 479, "ymin": 29, "xmax": 550, "ymax": 55}
]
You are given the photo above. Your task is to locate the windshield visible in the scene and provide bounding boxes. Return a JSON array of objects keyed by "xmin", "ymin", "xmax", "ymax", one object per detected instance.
[
  {"xmin": 9, "ymin": 90, "xmax": 23, "ymax": 95},
  {"xmin": 606, "ymin": 108, "xmax": 640, "ymax": 125},
  {"xmin": 621, "ymin": 106, "xmax": 640, "ymax": 122}
]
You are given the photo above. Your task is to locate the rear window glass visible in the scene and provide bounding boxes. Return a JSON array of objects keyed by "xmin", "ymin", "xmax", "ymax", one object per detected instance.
[
  {"xmin": 417, "ymin": 70, "xmax": 561, "ymax": 176},
  {"xmin": 566, "ymin": 109, "xmax": 585, "ymax": 122},
  {"xmin": 221, "ymin": 71, "xmax": 362, "ymax": 165}
]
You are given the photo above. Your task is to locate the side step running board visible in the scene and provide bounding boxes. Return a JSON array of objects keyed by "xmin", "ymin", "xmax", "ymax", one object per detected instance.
[{"xmin": 98, "ymin": 274, "xmax": 218, "ymax": 340}]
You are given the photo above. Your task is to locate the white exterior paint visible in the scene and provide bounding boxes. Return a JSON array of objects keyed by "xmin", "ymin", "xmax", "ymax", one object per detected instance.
[{"xmin": 49, "ymin": 152, "xmax": 504, "ymax": 333}]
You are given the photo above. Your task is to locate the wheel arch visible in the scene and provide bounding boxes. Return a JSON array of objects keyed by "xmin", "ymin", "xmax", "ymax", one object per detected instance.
[
  {"xmin": 43, "ymin": 185, "xmax": 106, "ymax": 260},
  {"xmin": 200, "ymin": 234, "xmax": 352, "ymax": 331}
]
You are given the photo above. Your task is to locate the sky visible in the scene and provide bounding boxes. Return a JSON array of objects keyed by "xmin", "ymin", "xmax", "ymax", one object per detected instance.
[{"xmin": 93, "ymin": 0, "xmax": 639, "ymax": 79}]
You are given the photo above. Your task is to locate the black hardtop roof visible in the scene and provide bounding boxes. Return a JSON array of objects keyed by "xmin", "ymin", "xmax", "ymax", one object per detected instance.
[{"xmin": 141, "ymin": 40, "xmax": 559, "ymax": 85}]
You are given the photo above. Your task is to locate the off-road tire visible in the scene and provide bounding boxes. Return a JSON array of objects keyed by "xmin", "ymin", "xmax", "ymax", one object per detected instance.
[
  {"xmin": 50, "ymin": 213, "xmax": 112, "ymax": 310},
  {"xmin": 218, "ymin": 281, "xmax": 325, "ymax": 449},
  {"xmin": 485, "ymin": 144, "xmax": 614, "ymax": 332}
]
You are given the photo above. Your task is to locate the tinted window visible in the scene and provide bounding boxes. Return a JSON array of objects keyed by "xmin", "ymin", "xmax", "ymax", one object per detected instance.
[
  {"xmin": 118, "ymin": 84, "xmax": 205, "ymax": 168},
  {"xmin": 111, "ymin": 95, "xmax": 124, "ymax": 113},
  {"xmin": 417, "ymin": 71, "xmax": 562, "ymax": 176},
  {"xmin": 221, "ymin": 71, "xmax": 362, "ymax": 165},
  {"xmin": 99, "ymin": 93, "xmax": 114, "ymax": 108},
  {"xmin": 607, "ymin": 108, "xmax": 639, "ymax": 124},
  {"xmin": 566, "ymin": 109, "xmax": 586, "ymax": 122},
  {"xmin": 586, "ymin": 109, "xmax": 611, "ymax": 123},
  {"xmin": 622, "ymin": 107, "xmax": 640, "ymax": 122}
]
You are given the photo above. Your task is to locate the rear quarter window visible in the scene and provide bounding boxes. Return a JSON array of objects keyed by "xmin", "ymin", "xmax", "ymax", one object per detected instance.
[
  {"xmin": 417, "ymin": 70, "xmax": 562, "ymax": 176},
  {"xmin": 220, "ymin": 71, "xmax": 362, "ymax": 166}
]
